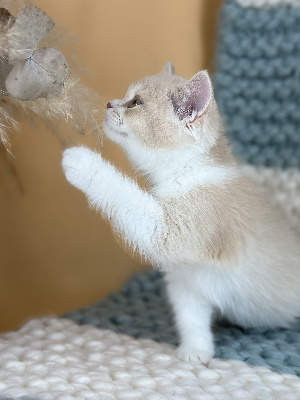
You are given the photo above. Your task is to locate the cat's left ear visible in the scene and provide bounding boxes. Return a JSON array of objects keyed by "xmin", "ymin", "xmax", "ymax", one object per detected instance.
[
  {"xmin": 164, "ymin": 61, "xmax": 176, "ymax": 75},
  {"xmin": 170, "ymin": 70, "xmax": 212, "ymax": 122}
]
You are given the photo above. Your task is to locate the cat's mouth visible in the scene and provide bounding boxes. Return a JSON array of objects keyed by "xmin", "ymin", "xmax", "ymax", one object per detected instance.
[{"xmin": 103, "ymin": 118, "xmax": 128, "ymax": 137}]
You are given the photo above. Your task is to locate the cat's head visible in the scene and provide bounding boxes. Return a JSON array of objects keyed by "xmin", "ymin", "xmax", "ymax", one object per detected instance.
[{"xmin": 104, "ymin": 63, "xmax": 225, "ymax": 171}]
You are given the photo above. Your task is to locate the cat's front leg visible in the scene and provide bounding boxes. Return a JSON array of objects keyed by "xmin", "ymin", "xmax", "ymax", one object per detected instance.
[
  {"xmin": 62, "ymin": 146, "xmax": 100, "ymax": 193},
  {"xmin": 166, "ymin": 271, "xmax": 214, "ymax": 365},
  {"xmin": 62, "ymin": 146, "xmax": 164, "ymax": 259}
]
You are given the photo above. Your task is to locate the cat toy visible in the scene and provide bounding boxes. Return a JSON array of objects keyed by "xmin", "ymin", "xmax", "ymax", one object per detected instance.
[
  {"xmin": 0, "ymin": 1, "xmax": 103, "ymax": 152},
  {"xmin": 0, "ymin": 5, "xmax": 70, "ymax": 101}
]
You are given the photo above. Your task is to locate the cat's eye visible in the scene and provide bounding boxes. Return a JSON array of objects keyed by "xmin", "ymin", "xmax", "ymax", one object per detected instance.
[{"xmin": 127, "ymin": 96, "xmax": 143, "ymax": 109}]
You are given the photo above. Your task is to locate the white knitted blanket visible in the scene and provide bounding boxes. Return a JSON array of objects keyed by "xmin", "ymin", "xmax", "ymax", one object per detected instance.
[{"xmin": 1, "ymin": 317, "xmax": 300, "ymax": 400}]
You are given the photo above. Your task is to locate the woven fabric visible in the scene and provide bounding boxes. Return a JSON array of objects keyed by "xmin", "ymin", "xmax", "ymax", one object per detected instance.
[
  {"xmin": 63, "ymin": 270, "xmax": 300, "ymax": 377},
  {"xmin": 1, "ymin": 317, "xmax": 300, "ymax": 400},
  {"xmin": 214, "ymin": 0, "xmax": 300, "ymax": 168}
]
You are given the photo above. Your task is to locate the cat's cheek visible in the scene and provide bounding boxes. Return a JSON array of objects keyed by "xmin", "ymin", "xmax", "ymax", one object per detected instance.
[
  {"xmin": 104, "ymin": 110, "xmax": 112, "ymax": 126},
  {"xmin": 103, "ymin": 121, "xmax": 115, "ymax": 141}
]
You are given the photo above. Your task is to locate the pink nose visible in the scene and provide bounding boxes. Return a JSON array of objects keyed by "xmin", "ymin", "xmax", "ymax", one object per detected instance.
[{"xmin": 107, "ymin": 102, "xmax": 113, "ymax": 109}]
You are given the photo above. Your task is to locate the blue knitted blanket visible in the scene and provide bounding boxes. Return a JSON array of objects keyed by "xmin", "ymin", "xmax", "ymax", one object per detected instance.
[
  {"xmin": 214, "ymin": 0, "xmax": 300, "ymax": 169},
  {"xmin": 64, "ymin": 269, "xmax": 300, "ymax": 377}
]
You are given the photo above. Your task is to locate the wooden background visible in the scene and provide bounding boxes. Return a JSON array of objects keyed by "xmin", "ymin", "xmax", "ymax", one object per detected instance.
[{"xmin": 0, "ymin": 0, "xmax": 222, "ymax": 332}]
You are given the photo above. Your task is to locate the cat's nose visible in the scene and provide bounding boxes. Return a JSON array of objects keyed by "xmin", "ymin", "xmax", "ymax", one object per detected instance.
[{"xmin": 107, "ymin": 102, "xmax": 113, "ymax": 109}]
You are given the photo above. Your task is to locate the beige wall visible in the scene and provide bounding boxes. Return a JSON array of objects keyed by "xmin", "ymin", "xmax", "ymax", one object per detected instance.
[{"xmin": 0, "ymin": 0, "xmax": 222, "ymax": 332}]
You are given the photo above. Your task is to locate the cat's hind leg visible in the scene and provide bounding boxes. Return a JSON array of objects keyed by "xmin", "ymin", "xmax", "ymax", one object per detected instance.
[{"xmin": 165, "ymin": 271, "xmax": 214, "ymax": 365}]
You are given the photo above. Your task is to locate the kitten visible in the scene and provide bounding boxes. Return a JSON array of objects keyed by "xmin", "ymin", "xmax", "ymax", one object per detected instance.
[{"xmin": 62, "ymin": 63, "xmax": 300, "ymax": 364}]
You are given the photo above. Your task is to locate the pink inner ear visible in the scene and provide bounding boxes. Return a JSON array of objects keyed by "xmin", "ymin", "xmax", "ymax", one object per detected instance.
[{"xmin": 170, "ymin": 71, "xmax": 212, "ymax": 121}]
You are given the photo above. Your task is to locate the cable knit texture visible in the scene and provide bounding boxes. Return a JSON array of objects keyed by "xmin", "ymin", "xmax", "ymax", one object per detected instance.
[
  {"xmin": 1, "ymin": 317, "xmax": 300, "ymax": 400},
  {"xmin": 63, "ymin": 270, "xmax": 300, "ymax": 376},
  {"xmin": 214, "ymin": 0, "xmax": 300, "ymax": 168}
]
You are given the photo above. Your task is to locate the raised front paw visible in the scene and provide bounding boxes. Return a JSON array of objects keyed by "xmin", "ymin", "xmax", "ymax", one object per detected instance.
[
  {"xmin": 177, "ymin": 343, "xmax": 214, "ymax": 366},
  {"xmin": 62, "ymin": 146, "xmax": 99, "ymax": 192}
]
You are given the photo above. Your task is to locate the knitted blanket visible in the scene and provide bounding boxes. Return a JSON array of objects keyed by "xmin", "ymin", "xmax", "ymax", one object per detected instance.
[
  {"xmin": 1, "ymin": 0, "xmax": 300, "ymax": 399},
  {"xmin": 0, "ymin": 270, "xmax": 299, "ymax": 399}
]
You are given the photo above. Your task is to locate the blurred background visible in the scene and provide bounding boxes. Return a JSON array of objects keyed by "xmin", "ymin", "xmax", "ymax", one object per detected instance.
[{"xmin": 0, "ymin": 0, "xmax": 223, "ymax": 332}]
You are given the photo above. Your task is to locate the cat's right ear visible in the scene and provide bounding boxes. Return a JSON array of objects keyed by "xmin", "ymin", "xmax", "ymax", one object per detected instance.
[
  {"xmin": 164, "ymin": 61, "xmax": 176, "ymax": 75},
  {"xmin": 170, "ymin": 70, "xmax": 212, "ymax": 123}
]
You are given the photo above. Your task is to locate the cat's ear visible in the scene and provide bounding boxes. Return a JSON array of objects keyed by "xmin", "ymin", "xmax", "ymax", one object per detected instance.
[
  {"xmin": 164, "ymin": 61, "xmax": 176, "ymax": 75},
  {"xmin": 170, "ymin": 70, "xmax": 212, "ymax": 122}
]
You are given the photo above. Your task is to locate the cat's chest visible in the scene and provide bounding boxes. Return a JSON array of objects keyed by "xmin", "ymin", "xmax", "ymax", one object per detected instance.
[{"xmin": 152, "ymin": 166, "xmax": 237, "ymax": 198}]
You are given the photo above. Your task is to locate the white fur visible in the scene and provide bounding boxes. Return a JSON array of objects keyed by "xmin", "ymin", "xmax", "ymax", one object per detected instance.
[
  {"xmin": 165, "ymin": 249, "xmax": 300, "ymax": 364},
  {"xmin": 62, "ymin": 146, "xmax": 163, "ymax": 259},
  {"xmin": 62, "ymin": 68, "xmax": 300, "ymax": 365},
  {"xmin": 116, "ymin": 138, "xmax": 238, "ymax": 198}
]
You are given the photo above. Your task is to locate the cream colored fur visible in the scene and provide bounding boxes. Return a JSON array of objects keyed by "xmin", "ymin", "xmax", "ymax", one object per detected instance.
[{"xmin": 62, "ymin": 64, "xmax": 300, "ymax": 365}]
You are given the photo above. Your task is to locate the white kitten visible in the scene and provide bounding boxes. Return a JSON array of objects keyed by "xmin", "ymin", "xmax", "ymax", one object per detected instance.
[{"xmin": 62, "ymin": 63, "xmax": 300, "ymax": 365}]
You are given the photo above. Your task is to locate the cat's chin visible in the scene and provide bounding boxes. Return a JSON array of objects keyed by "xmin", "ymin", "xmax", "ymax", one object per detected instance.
[{"xmin": 103, "ymin": 121, "xmax": 128, "ymax": 142}]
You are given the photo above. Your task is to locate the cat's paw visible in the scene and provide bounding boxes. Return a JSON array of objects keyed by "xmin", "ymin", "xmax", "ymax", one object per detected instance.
[
  {"xmin": 62, "ymin": 146, "xmax": 99, "ymax": 192},
  {"xmin": 177, "ymin": 344, "xmax": 214, "ymax": 366}
]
